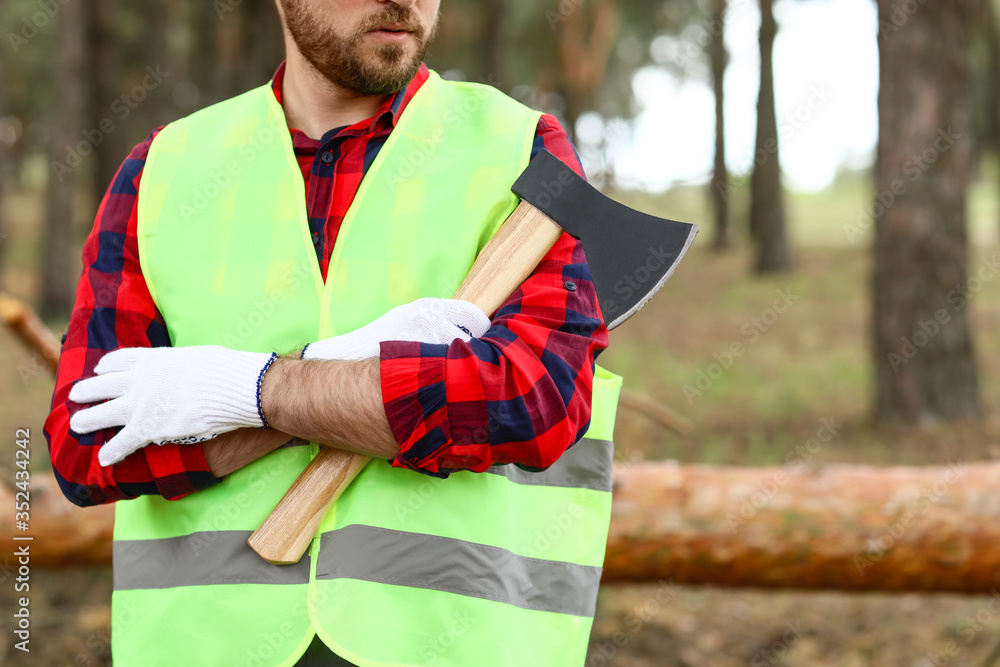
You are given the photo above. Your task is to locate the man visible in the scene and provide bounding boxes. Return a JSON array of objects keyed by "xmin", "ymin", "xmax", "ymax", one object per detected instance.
[{"xmin": 45, "ymin": 1, "xmax": 622, "ymax": 665}]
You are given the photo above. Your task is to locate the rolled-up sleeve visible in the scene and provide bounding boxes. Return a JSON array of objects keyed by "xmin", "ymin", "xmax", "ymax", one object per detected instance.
[
  {"xmin": 379, "ymin": 115, "xmax": 609, "ymax": 477},
  {"xmin": 44, "ymin": 131, "xmax": 220, "ymax": 506}
]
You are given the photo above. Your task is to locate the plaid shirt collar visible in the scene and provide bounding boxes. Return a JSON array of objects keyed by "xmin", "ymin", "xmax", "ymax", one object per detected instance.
[{"xmin": 270, "ymin": 60, "xmax": 430, "ymax": 146}]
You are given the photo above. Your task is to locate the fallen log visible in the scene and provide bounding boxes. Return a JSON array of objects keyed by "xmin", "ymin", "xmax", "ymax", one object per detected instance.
[
  {"xmin": 7, "ymin": 462, "xmax": 1000, "ymax": 593},
  {"xmin": 0, "ymin": 293, "xmax": 60, "ymax": 374},
  {"xmin": 604, "ymin": 460, "xmax": 1000, "ymax": 592},
  {"xmin": 618, "ymin": 387, "xmax": 693, "ymax": 436},
  {"xmin": 0, "ymin": 470, "xmax": 114, "ymax": 568}
]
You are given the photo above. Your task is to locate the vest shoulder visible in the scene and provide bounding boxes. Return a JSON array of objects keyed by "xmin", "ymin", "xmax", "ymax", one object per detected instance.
[
  {"xmin": 430, "ymin": 75, "xmax": 540, "ymax": 120},
  {"xmin": 157, "ymin": 85, "xmax": 271, "ymax": 136}
]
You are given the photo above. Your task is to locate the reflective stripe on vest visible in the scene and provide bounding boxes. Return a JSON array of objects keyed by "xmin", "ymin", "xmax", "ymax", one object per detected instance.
[{"xmin": 123, "ymin": 71, "xmax": 622, "ymax": 667}]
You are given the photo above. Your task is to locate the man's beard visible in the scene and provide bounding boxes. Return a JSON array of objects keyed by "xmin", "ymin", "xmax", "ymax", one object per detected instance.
[{"xmin": 280, "ymin": 0, "xmax": 437, "ymax": 95}]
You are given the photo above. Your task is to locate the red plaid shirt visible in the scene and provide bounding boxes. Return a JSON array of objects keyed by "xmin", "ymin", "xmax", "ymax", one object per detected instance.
[{"xmin": 44, "ymin": 63, "xmax": 608, "ymax": 505}]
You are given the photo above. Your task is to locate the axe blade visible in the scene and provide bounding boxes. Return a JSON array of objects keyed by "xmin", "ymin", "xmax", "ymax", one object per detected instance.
[{"xmin": 512, "ymin": 150, "xmax": 699, "ymax": 329}]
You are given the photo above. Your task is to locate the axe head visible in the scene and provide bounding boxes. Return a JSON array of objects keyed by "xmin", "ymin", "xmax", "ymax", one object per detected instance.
[{"xmin": 512, "ymin": 150, "xmax": 699, "ymax": 329}]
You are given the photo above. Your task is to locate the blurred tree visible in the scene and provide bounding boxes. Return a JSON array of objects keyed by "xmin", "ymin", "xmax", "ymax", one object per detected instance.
[
  {"xmin": 553, "ymin": 0, "xmax": 621, "ymax": 137},
  {"xmin": 976, "ymin": 0, "xmax": 1000, "ymax": 236},
  {"xmin": 708, "ymin": 0, "xmax": 729, "ymax": 250},
  {"xmin": 481, "ymin": 0, "xmax": 511, "ymax": 86},
  {"xmin": 431, "ymin": 0, "xmax": 698, "ymax": 149},
  {"xmin": 749, "ymin": 0, "xmax": 791, "ymax": 273},
  {"xmin": 0, "ymin": 93, "xmax": 8, "ymax": 290},
  {"xmin": 238, "ymin": 0, "xmax": 285, "ymax": 93},
  {"xmin": 85, "ymin": 0, "xmax": 124, "ymax": 211},
  {"xmin": 10, "ymin": 0, "xmax": 711, "ymax": 315},
  {"xmin": 41, "ymin": 2, "xmax": 89, "ymax": 319},
  {"xmin": 872, "ymin": 0, "xmax": 981, "ymax": 422}
]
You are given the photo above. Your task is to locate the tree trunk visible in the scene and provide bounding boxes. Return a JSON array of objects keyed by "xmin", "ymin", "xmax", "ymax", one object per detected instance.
[
  {"xmin": 12, "ymin": 461, "xmax": 1000, "ymax": 594},
  {"xmin": 193, "ymin": 0, "xmax": 221, "ymax": 107},
  {"xmin": 709, "ymin": 0, "xmax": 730, "ymax": 250},
  {"xmin": 982, "ymin": 0, "xmax": 1000, "ymax": 236},
  {"xmin": 239, "ymin": 0, "xmax": 285, "ymax": 93},
  {"xmin": 481, "ymin": 0, "xmax": 508, "ymax": 88},
  {"xmin": 0, "ymin": 87, "xmax": 8, "ymax": 290},
  {"xmin": 749, "ymin": 0, "xmax": 791, "ymax": 272},
  {"xmin": 872, "ymin": 0, "xmax": 981, "ymax": 423},
  {"xmin": 85, "ymin": 0, "xmax": 123, "ymax": 208},
  {"xmin": 216, "ymin": 0, "xmax": 244, "ymax": 101},
  {"xmin": 41, "ymin": 0, "xmax": 88, "ymax": 319},
  {"xmin": 554, "ymin": 0, "xmax": 620, "ymax": 139},
  {"xmin": 0, "ymin": 156, "xmax": 6, "ymax": 290}
]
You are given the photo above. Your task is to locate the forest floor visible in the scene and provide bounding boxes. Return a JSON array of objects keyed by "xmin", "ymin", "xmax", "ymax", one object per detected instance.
[{"xmin": 2, "ymin": 176, "xmax": 1000, "ymax": 665}]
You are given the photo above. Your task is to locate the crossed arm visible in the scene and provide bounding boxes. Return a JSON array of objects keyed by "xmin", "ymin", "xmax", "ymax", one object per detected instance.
[
  {"xmin": 45, "ymin": 126, "xmax": 606, "ymax": 506},
  {"xmin": 67, "ymin": 296, "xmax": 491, "ymax": 469},
  {"xmin": 201, "ymin": 358, "xmax": 392, "ymax": 477}
]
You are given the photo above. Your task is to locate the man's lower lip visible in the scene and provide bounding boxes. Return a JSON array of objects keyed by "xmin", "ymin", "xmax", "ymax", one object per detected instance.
[{"xmin": 367, "ymin": 30, "xmax": 412, "ymax": 43}]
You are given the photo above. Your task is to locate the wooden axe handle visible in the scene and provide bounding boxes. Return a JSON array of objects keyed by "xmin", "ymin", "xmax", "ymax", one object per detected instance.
[{"xmin": 248, "ymin": 201, "xmax": 564, "ymax": 564}]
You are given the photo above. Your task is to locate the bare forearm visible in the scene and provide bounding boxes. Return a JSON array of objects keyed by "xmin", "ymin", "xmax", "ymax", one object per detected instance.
[
  {"xmin": 259, "ymin": 358, "xmax": 400, "ymax": 459},
  {"xmin": 203, "ymin": 427, "xmax": 293, "ymax": 477}
]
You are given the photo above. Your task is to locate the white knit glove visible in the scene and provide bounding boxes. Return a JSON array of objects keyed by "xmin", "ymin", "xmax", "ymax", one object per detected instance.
[
  {"xmin": 69, "ymin": 346, "xmax": 275, "ymax": 466},
  {"xmin": 302, "ymin": 298, "xmax": 490, "ymax": 361}
]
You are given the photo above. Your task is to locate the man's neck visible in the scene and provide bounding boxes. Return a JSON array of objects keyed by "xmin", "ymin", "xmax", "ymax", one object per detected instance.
[{"xmin": 280, "ymin": 49, "xmax": 391, "ymax": 139}]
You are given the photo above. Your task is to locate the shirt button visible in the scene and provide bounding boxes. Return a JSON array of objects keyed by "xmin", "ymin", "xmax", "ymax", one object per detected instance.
[
  {"xmin": 320, "ymin": 151, "xmax": 334, "ymax": 164},
  {"xmin": 312, "ymin": 232, "xmax": 320, "ymax": 246},
  {"xmin": 564, "ymin": 280, "xmax": 577, "ymax": 291}
]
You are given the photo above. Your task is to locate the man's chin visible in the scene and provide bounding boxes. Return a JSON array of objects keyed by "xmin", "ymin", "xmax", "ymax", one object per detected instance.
[{"xmin": 341, "ymin": 61, "xmax": 421, "ymax": 96}]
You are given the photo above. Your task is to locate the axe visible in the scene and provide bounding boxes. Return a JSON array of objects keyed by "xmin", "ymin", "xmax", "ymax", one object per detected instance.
[{"xmin": 248, "ymin": 150, "xmax": 698, "ymax": 564}]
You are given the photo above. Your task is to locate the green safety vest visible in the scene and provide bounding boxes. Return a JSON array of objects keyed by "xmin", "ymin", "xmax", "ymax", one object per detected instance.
[{"xmin": 118, "ymin": 70, "xmax": 622, "ymax": 667}]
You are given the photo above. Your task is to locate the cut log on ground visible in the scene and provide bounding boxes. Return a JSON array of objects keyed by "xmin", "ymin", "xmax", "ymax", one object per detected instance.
[
  {"xmin": 604, "ymin": 460, "xmax": 1000, "ymax": 592},
  {"xmin": 1, "ymin": 470, "xmax": 113, "ymax": 568},
  {"xmin": 8, "ymin": 462, "xmax": 1000, "ymax": 593}
]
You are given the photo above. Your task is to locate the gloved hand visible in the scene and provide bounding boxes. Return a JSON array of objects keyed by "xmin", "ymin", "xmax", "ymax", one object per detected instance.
[
  {"xmin": 301, "ymin": 297, "xmax": 490, "ymax": 361},
  {"xmin": 69, "ymin": 346, "xmax": 275, "ymax": 466},
  {"xmin": 68, "ymin": 298, "xmax": 490, "ymax": 467}
]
